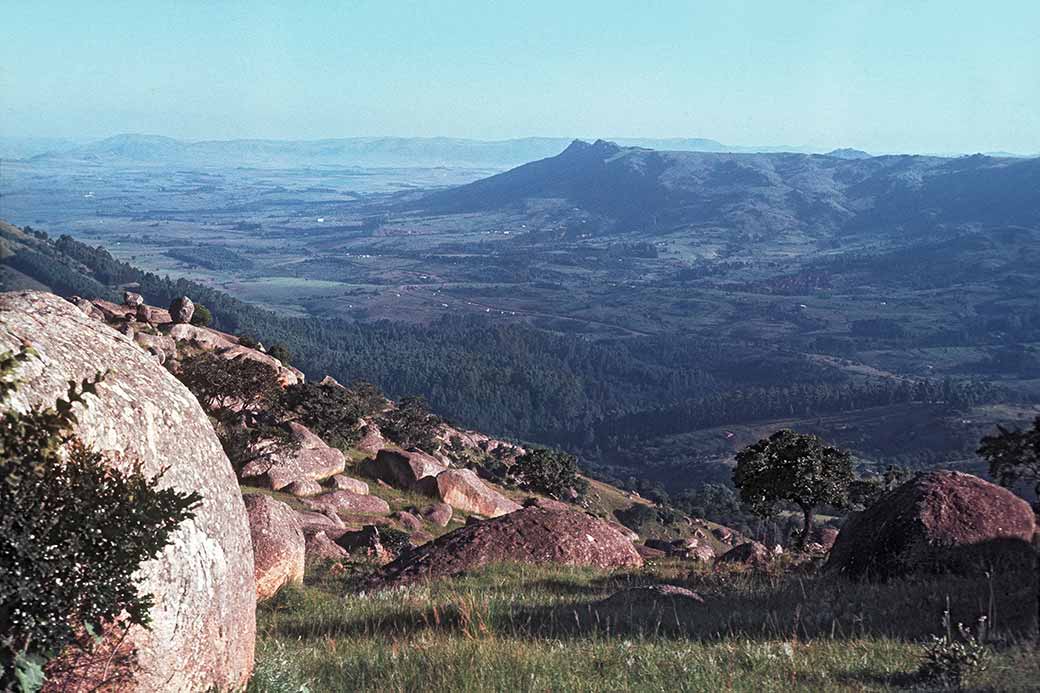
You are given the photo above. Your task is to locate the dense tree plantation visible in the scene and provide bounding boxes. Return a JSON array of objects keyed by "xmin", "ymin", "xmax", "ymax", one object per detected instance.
[{"xmin": 3, "ymin": 230, "xmax": 1017, "ymax": 493}]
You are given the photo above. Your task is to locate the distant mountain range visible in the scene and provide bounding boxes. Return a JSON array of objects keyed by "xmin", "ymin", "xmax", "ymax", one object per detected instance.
[
  {"xmin": 2, "ymin": 133, "xmax": 868, "ymax": 169},
  {"xmin": 414, "ymin": 139, "xmax": 1040, "ymax": 239}
]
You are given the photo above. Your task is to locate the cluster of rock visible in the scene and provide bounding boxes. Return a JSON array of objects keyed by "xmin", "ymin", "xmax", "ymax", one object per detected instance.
[{"xmin": 69, "ymin": 291, "xmax": 303, "ymax": 385}]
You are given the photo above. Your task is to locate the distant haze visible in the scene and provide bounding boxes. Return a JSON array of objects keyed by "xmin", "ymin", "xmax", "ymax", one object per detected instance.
[{"xmin": 3, "ymin": 2, "xmax": 1039, "ymax": 155}]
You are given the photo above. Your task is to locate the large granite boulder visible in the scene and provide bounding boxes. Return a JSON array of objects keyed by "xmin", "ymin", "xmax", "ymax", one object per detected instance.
[
  {"xmin": 372, "ymin": 506, "xmax": 643, "ymax": 588},
  {"xmin": 826, "ymin": 470, "xmax": 1036, "ymax": 580},
  {"xmin": 303, "ymin": 490, "xmax": 391, "ymax": 516},
  {"xmin": 243, "ymin": 494, "xmax": 305, "ymax": 601},
  {"xmin": 241, "ymin": 422, "xmax": 346, "ymax": 490},
  {"xmin": 362, "ymin": 448, "xmax": 446, "ymax": 492},
  {"xmin": 435, "ymin": 468, "xmax": 521, "ymax": 518},
  {"xmin": 0, "ymin": 292, "xmax": 255, "ymax": 692},
  {"xmin": 719, "ymin": 541, "xmax": 771, "ymax": 567},
  {"xmin": 169, "ymin": 296, "xmax": 194, "ymax": 324}
]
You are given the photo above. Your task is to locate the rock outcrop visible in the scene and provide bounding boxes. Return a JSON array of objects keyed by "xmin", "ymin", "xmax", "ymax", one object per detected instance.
[
  {"xmin": 719, "ymin": 541, "xmax": 771, "ymax": 567},
  {"xmin": 169, "ymin": 296, "xmax": 194, "ymax": 324},
  {"xmin": 243, "ymin": 494, "xmax": 305, "ymax": 601},
  {"xmin": 329, "ymin": 474, "xmax": 369, "ymax": 495},
  {"xmin": 242, "ymin": 422, "xmax": 345, "ymax": 490},
  {"xmin": 0, "ymin": 292, "xmax": 254, "ymax": 692},
  {"xmin": 362, "ymin": 448, "xmax": 446, "ymax": 492},
  {"xmin": 826, "ymin": 470, "xmax": 1036, "ymax": 580},
  {"xmin": 422, "ymin": 502, "xmax": 453, "ymax": 527},
  {"xmin": 435, "ymin": 468, "xmax": 521, "ymax": 518},
  {"xmin": 303, "ymin": 489, "xmax": 391, "ymax": 516},
  {"xmin": 372, "ymin": 506, "xmax": 643, "ymax": 588}
]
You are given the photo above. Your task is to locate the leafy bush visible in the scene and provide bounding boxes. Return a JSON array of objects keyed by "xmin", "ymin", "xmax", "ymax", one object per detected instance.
[
  {"xmin": 280, "ymin": 380, "xmax": 380, "ymax": 449},
  {"xmin": 189, "ymin": 303, "xmax": 212, "ymax": 327},
  {"xmin": 507, "ymin": 447, "xmax": 586, "ymax": 499},
  {"xmin": 174, "ymin": 352, "xmax": 297, "ymax": 473},
  {"xmin": 917, "ymin": 604, "xmax": 989, "ymax": 688},
  {"xmin": 376, "ymin": 527, "xmax": 413, "ymax": 558},
  {"xmin": 238, "ymin": 334, "xmax": 260, "ymax": 349},
  {"xmin": 0, "ymin": 348, "xmax": 200, "ymax": 690},
  {"xmin": 377, "ymin": 396, "xmax": 442, "ymax": 452},
  {"xmin": 268, "ymin": 343, "xmax": 292, "ymax": 367}
]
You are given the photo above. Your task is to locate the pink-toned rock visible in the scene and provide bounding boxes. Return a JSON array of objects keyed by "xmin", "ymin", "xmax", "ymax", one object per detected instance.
[
  {"xmin": 167, "ymin": 322, "xmax": 237, "ymax": 351},
  {"xmin": 422, "ymin": 502, "xmax": 453, "ymax": 527},
  {"xmin": 373, "ymin": 506, "xmax": 643, "ymax": 588},
  {"xmin": 609, "ymin": 521, "xmax": 640, "ymax": 543},
  {"xmin": 636, "ymin": 544, "xmax": 667, "ymax": 560},
  {"xmin": 295, "ymin": 510, "xmax": 346, "ymax": 536},
  {"xmin": 286, "ymin": 479, "xmax": 323, "ymax": 497},
  {"xmin": 393, "ymin": 510, "xmax": 424, "ymax": 531},
  {"xmin": 133, "ymin": 331, "xmax": 177, "ymax": 364},
  {"xmin": 0, "ymin": 291, "xmax": 255, "ymax": 692},
  {"xmin": 356, "ymin": 420, "xmax": 388, "ymax": 455},
  {"xmin": 826, "ymin": 470, "xmax": 1037, "ymax": 579},
  {"xmin": 329, "ymin": 474, "xmax": 369, "ymax": 495},
  {"xmin": 305, "ymin": 530, "xmax": 349, "ymax": 562},
  {"xmin": 169, "ymin": 296, "xmax": 194, "ymax": 324},
  {"xmin": 304, "ymin": 490, "xmax": 390, "ymax": 516},
  {"xmin": 243, "ymin": 494, "xmax": 305, "ymax": 601},
  {"xmin": 719, "ymin": 541, "xmax": 771, "ymax": 567},
  {"xmin": 362, "ymin": 448, "xmax": 446, "ymax": 492},
  {"xmin": 220, "ymin": 344, "xmax": 300, "ymax": 387},
  {"xmin": 436, "ymin": 468, "xmax": 521, "ymax": 518},
  {"xmin": 242, "ymin": 422, "xmax": 346, "ymax": 490},
  {"xmin": 410, "ymin": 530, "xmax": 435, "ymax": 546}
]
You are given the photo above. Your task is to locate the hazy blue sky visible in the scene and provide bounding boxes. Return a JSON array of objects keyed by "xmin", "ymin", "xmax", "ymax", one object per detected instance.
[{"xmin": 3, "ymin": 1, "xmax": 1038, "ymax": 153}]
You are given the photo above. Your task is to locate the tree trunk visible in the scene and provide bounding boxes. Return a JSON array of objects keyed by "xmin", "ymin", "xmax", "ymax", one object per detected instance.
[{"xmin": 798, "ymin": 504, "xmax": 815, "ymax": 550}]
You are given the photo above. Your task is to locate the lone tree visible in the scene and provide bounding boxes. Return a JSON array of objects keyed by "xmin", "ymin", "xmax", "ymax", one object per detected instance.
[
  {"xmin": 733, "ymin": 429, "xmax": 853, "ymax": 548},
  {"xmin": 508, "ymin": 447, "xmax": 587, "ymax": 500},
  {"xmin": 978, "ymin": 416, "xmax": 1040, "ymax": 510}
]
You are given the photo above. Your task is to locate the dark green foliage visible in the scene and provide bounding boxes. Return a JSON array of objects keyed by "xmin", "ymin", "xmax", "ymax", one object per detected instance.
[
  {"xmin": 268, "ymin": 343, "xmax": 292, "ymax": 367},
  {"xmin": 237, "ymin": 334, "xmax": 260, "ymax": 349},
  {"xmin": 917, "ymin": 604, "xmax": 990, "ymax": 689},
  {"xmin": 507, "ymin": 447, "xmax": 586, "ymax": 499},
  {"xmin": 190, "ymin": 303, "xmax": 212, "ymax": 327},
  {"xmin": 377, "ymin": 396, "xmax": 442, "ymax": 452},
  {"xmin": 733, "ymin": 430, "xmax": 853, "ymax": 548},
  {"xmin": 376, "ymin": 527, "xmax": 413, "ymax": 558},
  {"xmin": 977, "ymin": 416, "xmax": 1040, "ymax": 506},
  {"xmin": 174, "ymin": 352, "xmax": 296, "ymax": 472},
  {"xmin": 0, "ymin": 349, "xmax": 199, "ymax": 689},
  {"xmin": 281, "ymin": 380, "xmax": 385, "ymax": 450}
]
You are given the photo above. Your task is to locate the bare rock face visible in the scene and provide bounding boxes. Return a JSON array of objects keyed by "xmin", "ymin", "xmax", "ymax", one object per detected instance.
[
  {"xmin": 295, "ymin": 509, "xmax": 346, "ymax": 536},
  {"xmin": 392, "ymin": 510, "xmax": 424, "ymax": 531},
  {"xmin": 608, "ymin": 521, "xmax": 640, "ymax": 543},
  {"xmin": 719, "ymin": 541, "xmax": 771, "ymax": 567},
  {"xmin": 422, "ymin": 502, "xmax": 453, "ymax": 527},
  {"xmin": 329, "ymin": 474, "xmax": 369, "ymax": 495},
  {"xmin": 372, "ymin": 506, "xmax": 643, "ymax": 588},
  {"xmin": 242, "ymin": 422, "xmax": 346, "ymax": 490},
  {"xmin": 169, "ymin": 296, "xmax": 194, "ymax": 324},
  {"xmin": 356, "ymin": 420, "xmax": 388, "ymax": 455},
  {"xmin": 305, "ymin": 530, "xmax": 349, "ymax": 562},
  {"xmin": 133, "ymin": 331, "xmax": 176, "ymax": 364},
  {"xmin": 0, "ymin": 292, "xmax": 255, "ymax": 692},
  {"xmin": 303, "ymin": 490, "xmax": 391, "ymax": 516},
  {"xmin": 167, "ymin": 322, "xmax": 237, "ymax": 351},
  {"xmin": 243, "ymin": 494, "xmax": 305, "ymax": 601},
  {"xmin": 826, "ymin": 471, "xmax": 1036, "ymax": 580},
  {"xmin": 134, "ymin": 304, "xmax": 152, "ymax": 324},
  {"xmin": 123, "ymin": 290, "xmax": 144, "ymax": 308},
  {"xmin": 285, "ymin": 479, "xmax": 323, "ymax": 497},
  {"xmin": 362, "ymin": 448, "xmax": 446, "ymax": 492},
  {"xmin": 219, "ymin": 344, "xmax": 301, "ymax": 387},
  {"xmin": 435, "ymin": 468, "xmax": 521, "ymax": 518}
]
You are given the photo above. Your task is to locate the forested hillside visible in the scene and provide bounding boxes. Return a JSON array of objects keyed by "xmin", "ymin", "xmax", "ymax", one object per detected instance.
[{"xmin": 3, "ymin": 221, "xmax": 1023, "ymax": 494}]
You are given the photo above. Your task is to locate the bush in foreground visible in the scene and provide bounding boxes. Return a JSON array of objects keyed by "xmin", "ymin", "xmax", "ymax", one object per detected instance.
[{"xmin": 0, "ymin": 348, "xmax": 199, "ymax": 690}]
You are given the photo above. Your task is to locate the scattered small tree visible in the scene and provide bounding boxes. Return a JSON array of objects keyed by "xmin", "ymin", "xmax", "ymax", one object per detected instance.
[
  {"xmin": 508, "ymin": 447, "xmax": 587, "ymax": 500},
  {"xmin": 0, "ymin": 348, "xmax": 199, "ymax": 689},
  {"xmin": 978, "ymin": 416, "xmax": 1040, "ymax": 509},
  {"xmin": 280, "ymin": 380, "xmax": 370, "ymax": 449},
  {"xmin": 377, "ymin": 396, "xmax": 442, "ymax": 452},
  {"xmin": 733, "ymin": 429, "xmax": 853, "ymax": 549},
  {"xmin": 189, "ymin": 303, "xmax": 212, "ymax": 327},
  {"xmin": 268, "ymin": 343, "xmax": 292, "ymax": 367},
  {"xmin": 174, "ymin": 352, "xmax": 296, "ymax": 473}
]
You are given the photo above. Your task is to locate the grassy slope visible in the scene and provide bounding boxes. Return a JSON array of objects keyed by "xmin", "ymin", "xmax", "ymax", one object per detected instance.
[{"xmin": 251, "ymin": 561, "xmax": 1038, "ymax": 692}]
